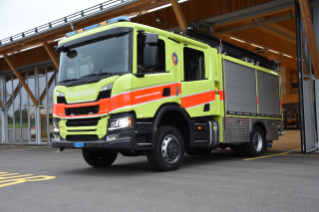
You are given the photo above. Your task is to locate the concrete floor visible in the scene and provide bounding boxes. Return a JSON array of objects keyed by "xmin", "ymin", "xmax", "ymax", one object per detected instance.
[
  {"xmin": 1, "ymin": 145, "xmax": 319, "ymax": 212},
  {"xmin": 272, "ymin": 130, "xmax": 301, "ymax": 151}
]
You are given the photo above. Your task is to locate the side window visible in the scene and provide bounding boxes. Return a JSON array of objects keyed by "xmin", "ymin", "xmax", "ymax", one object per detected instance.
[
  {"xmin": 184, "ymin": 47, "xmax": 205, "ymax": 81},
  {"xmin": 137, "ymin": 33, "xmax": 166, "ymax": 72}
]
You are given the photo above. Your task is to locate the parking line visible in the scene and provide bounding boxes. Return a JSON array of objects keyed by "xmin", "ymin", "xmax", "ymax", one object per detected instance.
[
  {"xmin": 244, "ymin": 151, "xmax": 291, "ymax": 161},
  {"xmin": 0, "ymin": 172, "xmax": 55, "ymax": 188}
]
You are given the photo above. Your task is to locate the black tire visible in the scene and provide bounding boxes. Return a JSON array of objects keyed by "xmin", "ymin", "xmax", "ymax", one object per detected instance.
[
  {"xmin": 82, "ymin": 149, "xmax": 118, "ymax": 167},
  {"xmin": 147, "ymin": 126, "xmax": 184, "ymax": 171},
  {"xmin": 185, "ymin": 148, "xmax": 212, "ymax": 156},
  {"xmin": 243, "ymin": 126, "xmax": 265, "ymax": 157},
  {"xmin": 231, "ymin": 145, "xmax": 245, "ymax": 157}
]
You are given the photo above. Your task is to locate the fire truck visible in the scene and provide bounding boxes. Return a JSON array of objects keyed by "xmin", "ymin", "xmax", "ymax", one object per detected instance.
[{"xmin": 52, "ymin": 16, "xmax": 283, "ymax": 171}]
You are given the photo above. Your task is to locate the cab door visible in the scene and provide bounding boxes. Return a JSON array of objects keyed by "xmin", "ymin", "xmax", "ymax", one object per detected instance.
[
  {"xmin": 131, "ymin": 30, "xmax": 180, "ymax": 119},
  {"xmin": 181, "ymin": 45, "xmax": 215, "ymax": 118}
]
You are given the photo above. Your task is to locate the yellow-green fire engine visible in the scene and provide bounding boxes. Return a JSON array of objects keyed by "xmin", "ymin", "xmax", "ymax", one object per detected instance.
[{"xmin": 52, "ymin": 16, "xmax": 283, "ymax": 171}]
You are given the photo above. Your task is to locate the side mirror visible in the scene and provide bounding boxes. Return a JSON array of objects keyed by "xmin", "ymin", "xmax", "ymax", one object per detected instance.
[{"xmin": 143, "ymin": 33, "xmax": 158, "ymax": 71}]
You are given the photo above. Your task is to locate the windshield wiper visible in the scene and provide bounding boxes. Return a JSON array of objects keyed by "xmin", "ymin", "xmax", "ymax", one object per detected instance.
[
  {"xmin": 59, "ymin": 79, "xmax": 80, "ymax": 83},
  {"xmin": 80, "ymin": 72, "xmax": 113, "ymax": 79}
]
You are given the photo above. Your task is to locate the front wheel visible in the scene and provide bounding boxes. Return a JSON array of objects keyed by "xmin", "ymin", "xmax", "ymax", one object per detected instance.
[
  {"xmin": 147, "ymin": 126, "xmax": 184, "ymax": 171},
  {"xmin": 82, "ymin": 149, "xmax": 118, "ymax": 167},
  {"xmin": 243, "ymin": 126, "xmax": 265, "ymax": 157}
]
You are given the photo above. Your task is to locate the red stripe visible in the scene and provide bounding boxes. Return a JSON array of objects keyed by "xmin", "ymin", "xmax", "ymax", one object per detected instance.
[
  {"xmin": 220, "ymin": 90, "xmax": 224, "ymax": 101},
  {"xmin": 257, "ymin": 96, "xmax": 259, "ymax": 105},
  {"xmin": 181, "ymin": 90, "xmax": 215, "ymax": 109},
  {"xmin": 54, "ymin": 83, "xmax": 182, "ymax": 118}
]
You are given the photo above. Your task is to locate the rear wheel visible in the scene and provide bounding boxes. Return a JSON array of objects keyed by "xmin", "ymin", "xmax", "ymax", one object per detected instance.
[
  {"xmin": 243, "ymin": 126, "xmax": 265, "ymax": 157},
  {"xmin": 82, "ymin": 149, "xmax": 118, "ymax": 167},
  {"xmin": 147, "ymin": 126, "xmax": 184, "ymax": 171}
]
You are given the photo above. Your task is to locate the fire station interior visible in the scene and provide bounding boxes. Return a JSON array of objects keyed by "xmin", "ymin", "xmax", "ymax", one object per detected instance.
[
  {"xmin": 0, "ymin": 0, "xmax": 306, "ymax": 151},
  {"xmin": 209, "ymin": 9, "xmax": 300, "ymax": 151}
]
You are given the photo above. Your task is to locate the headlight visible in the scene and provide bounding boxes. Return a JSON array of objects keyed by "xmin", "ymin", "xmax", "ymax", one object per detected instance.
[
  {"xmin": 53, "ymin": 121, "xmax": 59, "ymax": 133},
  {"xmin": 108, "ymin": 116, "xmax": 132, "ymax": 131},
  {"xmin": 100, "ymin": 83, "xmax": 113, "ymax": 92},
  {"xmin": 56, "ymin": 91, "xmax": 64, "ymax": 97}
]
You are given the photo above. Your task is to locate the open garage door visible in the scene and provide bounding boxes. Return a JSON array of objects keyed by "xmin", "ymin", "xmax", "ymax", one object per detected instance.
[{"xmin": 296, "ymin": 1, "xmax": 317, "ymax": 153}]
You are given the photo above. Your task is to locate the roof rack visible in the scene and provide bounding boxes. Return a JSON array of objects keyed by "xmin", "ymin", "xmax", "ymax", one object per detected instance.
[{"xmin": 174, "ymin": 29, "xmax": 279, "ymax": 71}]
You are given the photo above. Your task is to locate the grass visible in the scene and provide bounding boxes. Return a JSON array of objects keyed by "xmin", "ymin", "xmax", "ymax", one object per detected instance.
[{"xmin": 7, "ymin": 123, "xmax": 29, "ymax": 129}]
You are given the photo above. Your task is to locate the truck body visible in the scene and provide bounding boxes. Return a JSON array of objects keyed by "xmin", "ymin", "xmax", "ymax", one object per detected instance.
[{"xmin": 52, "ymin": 17, "xmax": 282, "ymax": 171}]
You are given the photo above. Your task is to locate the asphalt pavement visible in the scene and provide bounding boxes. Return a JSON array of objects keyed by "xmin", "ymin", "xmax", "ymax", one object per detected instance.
[{"xmin": 0, "ymin": 145, "xmax": 319, "ymax": 212}]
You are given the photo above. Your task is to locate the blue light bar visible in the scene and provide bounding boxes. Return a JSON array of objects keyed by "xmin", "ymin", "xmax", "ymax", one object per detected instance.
[
  {"xmin": 107, "ymin": 16, "xmax": 130, "ymax": 24},
  {"xmin": 83, "ymin": 24, "xmax": 99, "ymax": 31},
  {"xmin": 66, "ymin": 31, "xmax": 77, "ymax": 37}
]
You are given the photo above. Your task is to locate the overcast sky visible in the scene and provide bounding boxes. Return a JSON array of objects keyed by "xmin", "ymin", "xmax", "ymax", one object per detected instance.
[{"xmin": 0, "ymin": 0, "xmax": 109, "ymax": 40}]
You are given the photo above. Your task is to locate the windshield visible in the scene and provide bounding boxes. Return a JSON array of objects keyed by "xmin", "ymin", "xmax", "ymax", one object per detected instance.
[{"xmin": 59, "ymin": 32, "xmax": 131, "ymax": 83}]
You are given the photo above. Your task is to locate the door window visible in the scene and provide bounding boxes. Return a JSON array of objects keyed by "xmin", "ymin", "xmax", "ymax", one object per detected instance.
[
  {"xmin": 137, "ymin": 34, "xmax": 166, "ymax": 72},
  {"xmin": 184, "ymin": 47, "xmax": 205, "ymax": 81}
]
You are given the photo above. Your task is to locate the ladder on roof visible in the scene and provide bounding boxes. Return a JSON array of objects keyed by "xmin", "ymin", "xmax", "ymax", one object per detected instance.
[{"xmin": 175, "ymin": 29, "xmax": 279, "ymax": 71}]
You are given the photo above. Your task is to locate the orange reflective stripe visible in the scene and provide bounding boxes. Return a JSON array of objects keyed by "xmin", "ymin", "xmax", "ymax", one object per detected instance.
[
  {"xmin": 181, "ymin": 90, "xmax": 215, "ymax": 109},
  {"xmin": 53, "ymin": 98, "xmax": 110, "ymax": 118},
  {"xmin": 110, "ymin": 83, "xmax": 181, "ymax": 112},
  {"xmin": 219, "ymin": 90, "xmax": 224, "ymax": 101},
  {"xmin": 54, "ymin": 82, "xmax": 182, "ymax": 118},
  {"xmin": 110, "ymin": 92, "xmax": 131, "ymax": 112}
]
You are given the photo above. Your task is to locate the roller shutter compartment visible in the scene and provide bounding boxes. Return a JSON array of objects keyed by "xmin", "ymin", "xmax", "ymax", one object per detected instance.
[
  {"xmin": 257, "ymin": 71, "xmax": 280, "ymax": 117},
  {"xmin": 224, "ymin": 60, "xmax": 257, "ymax": 116}
]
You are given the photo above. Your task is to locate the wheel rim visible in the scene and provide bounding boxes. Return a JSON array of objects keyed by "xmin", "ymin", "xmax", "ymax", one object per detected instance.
[
  {"xmin": 253, "ymin": 132, "xmax": 263, "ymax": 152},
  {"xmin": 161, "ymin": 134, "xmax": 181, "ymax": 164}
]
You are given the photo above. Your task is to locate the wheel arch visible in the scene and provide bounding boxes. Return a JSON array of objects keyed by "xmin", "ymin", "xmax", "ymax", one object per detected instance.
[
  {"xmin": 251, "ymin": 121, "xmax": 267, "ymax": 137},
  {"xmin": 152, "ymin": 103, "xmax": 192, "ymax": 149}
]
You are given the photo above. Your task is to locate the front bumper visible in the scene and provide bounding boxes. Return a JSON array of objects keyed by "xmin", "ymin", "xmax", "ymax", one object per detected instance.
[{"xmin": 52, "ymin": 125, "xmax": 153, "ymax": 151}]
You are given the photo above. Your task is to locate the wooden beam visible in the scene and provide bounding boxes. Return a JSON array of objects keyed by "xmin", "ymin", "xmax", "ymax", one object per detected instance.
[
  {"xmin": 268, "ymin": 22, "xmax": 296, "ymax": 38},
  {"xmin": 299, "ymin": 0, "xmax": 319, "ymax": 79},
  {"xmin": 258, "ymin": 26, "xmax": 296, "ymax": 44},
  {"xmin": 225, "ymin": 28, "xmax": 297, "ymax": 57},
  {"xmin": 214, "ymin": 14, "xmax": 294, "ymax": 35},
  {"xmin": 3, "ymin": 54, "xmax": 38, "ymax": 107},
  {"xmin": 6, "ymin": 81, "xmax": 21, "ymax": 109},
  {"xmin": 43, "ymin": 41, "xmax": 59, "ymax": 72},
  {"xmin": 171, "ymin": 0, "xmax": 187, "ymax": 30},
  {"xmin": 214, "ymin": 6, "xmax": 295, "ymax": 29},
  {"xmin": 39, "ymin": 73, "xmax": 55, "ymax": 104}
]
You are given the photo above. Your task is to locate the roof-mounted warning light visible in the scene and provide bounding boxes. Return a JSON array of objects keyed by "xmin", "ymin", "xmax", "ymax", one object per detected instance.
[{"xmin": 66, "ymin": 16, "xmax": 130, "ymax": 37}]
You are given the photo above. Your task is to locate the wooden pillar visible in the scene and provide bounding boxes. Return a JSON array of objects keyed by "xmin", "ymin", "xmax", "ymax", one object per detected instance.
[
  {"xmin": 43, "ymin": 41, "xmax": 60, "ymax": 72},
  {"xmin": 299, "ymin": 0, "xmax": 319, "ymax": 78},
  {"xmin": 3, "ymin": 54, "xmax": 38, "ymax": 107},
  {"xmin": 171, "ymin": 0, "xmax": 187, "ymax": 30}
]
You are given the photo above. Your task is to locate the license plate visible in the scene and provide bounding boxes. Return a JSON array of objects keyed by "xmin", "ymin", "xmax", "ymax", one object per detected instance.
[{"xmin": 74, "ymin": 142, "xmax": 84, "ymax": 148}]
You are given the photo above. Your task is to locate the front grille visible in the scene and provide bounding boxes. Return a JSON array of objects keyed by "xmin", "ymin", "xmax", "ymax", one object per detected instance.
[
  {"xmin": 66, "ymin": 118, "xmax": 101, "ymax": 127},
  {"xmin": 65, "ymin": 105, "xmax": 99, "ymax": 116},
  {"xmin": 66, "ymin": 135, "xmax": 98, "ymax": 141}
]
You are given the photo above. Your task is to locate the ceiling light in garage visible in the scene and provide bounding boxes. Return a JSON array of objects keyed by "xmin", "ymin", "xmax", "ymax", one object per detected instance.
[
  {"xmin": 251, "ymin": 44, "xmax": 264, "ymax": 49},
  {"xmin": 269, "ymin": 49, "xmax": 279, "ymax": 54},
  {"xmin": 230, "ymin": 37, "xmax": 245, "ymax": 43},
  {"xmin": 283, "ymin": 54, "xmax": 292, "ymax": 58}
]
